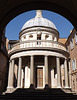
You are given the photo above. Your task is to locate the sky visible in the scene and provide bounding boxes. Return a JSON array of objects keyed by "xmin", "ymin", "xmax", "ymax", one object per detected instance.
[{"xmin": 5, "ymin": 10, "xmax": 74, "ymax": 40}]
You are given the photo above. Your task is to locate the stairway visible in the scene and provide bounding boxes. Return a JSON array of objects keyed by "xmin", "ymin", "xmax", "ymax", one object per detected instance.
[{"xmin": 0, "ymin": 88, "xmax": 77, "ymax": 100}]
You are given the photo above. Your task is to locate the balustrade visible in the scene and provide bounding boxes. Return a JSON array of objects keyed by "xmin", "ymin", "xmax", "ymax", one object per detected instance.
[{"xmin": 9, "ymin": 40, "xmax": 67, "ymax": 53}]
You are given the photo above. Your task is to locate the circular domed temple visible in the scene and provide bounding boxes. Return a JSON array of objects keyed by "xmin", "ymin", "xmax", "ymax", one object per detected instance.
[{"xmin": 7, "ymin": 10, "xmax": 70, "ymax": 92}]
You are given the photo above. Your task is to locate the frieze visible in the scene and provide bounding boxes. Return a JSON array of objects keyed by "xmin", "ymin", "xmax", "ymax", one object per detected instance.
[{"xmin": 19, "ymin": 26, "xmax": 59, "ymax": 38}]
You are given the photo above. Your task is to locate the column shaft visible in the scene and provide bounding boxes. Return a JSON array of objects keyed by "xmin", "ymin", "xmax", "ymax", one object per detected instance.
[
  {"xmin": 45, "ymin": 56, "xmax": 48, "ymax": 86},
  {"xmin": 25, "ymin": 66, "xmax": 28, "ymax": 88},
  {"xmin": 11, "ymin": 59, "xmax": 14, "ymax": 87},
  {"xmin": 64, "ymin": 59, "xmax": 69, "ymax": 88},
  {"xmin": 56, "ymin": 57, "xmax": 61, "ymax": 88},
  {"xmin": 30, "ymin": 56, "xmax": 34, "ymax": 86},
  {"xmin": 7, "ymin": 60, "xmax": 12, "ymax": 88},
  {"xmin": 7, "ymin": 59, "xmax": 14, "ymax": 88},
  {"xmin": 21, "ymin": 69, "xmax": 24, "ymax": 88},
  {"xmin": 69, "ymin": 61, "xmax": 71, "ymax": 88},
  {"xmin": 17, "ymin": 57, "xmax": 22, "ymax": 88}
]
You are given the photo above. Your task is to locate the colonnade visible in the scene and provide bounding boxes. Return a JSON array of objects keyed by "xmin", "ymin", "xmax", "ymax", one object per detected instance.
[
  {"xmin": 56, "ymin": 57, "xmax": 69, "ymax": 88},
  {"xmin": 7, "ymin": 55, "xmax": 69, "ymax": 89}
]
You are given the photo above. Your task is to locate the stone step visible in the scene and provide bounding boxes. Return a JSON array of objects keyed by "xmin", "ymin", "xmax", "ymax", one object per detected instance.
[{"xmin": 0, "ymin": 88, "xmax": 77, "ymax": 100}]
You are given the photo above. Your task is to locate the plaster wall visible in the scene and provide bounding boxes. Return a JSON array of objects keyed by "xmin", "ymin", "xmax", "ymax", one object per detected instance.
[{"xmin": 0, "ymin": 52, "xmax": 8, "ymax": 92}]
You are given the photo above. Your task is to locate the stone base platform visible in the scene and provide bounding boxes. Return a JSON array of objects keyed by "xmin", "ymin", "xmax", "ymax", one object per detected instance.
[{"xmin": 1, "ymin": 88, "xmax": 77, "ymax": 100}]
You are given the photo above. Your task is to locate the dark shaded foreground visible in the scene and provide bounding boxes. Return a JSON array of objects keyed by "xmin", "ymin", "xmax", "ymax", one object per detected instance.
[{"xmin": 0, "ymin": 88, "xmax": 77, "ymax": 100}]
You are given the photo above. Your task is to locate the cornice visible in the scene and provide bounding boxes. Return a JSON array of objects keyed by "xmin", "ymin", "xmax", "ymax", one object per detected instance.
[
  {"xmin": 19, "ymin": 26, "xmax": 59, "ymax": 39},
  {"xmin": 8, "ymin": 47, "xmax": 69, "ymax": 58}
]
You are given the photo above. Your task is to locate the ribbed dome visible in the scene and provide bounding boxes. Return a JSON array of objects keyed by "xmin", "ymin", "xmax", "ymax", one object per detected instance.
[{"xmin": 21, "ymin": 10, "xmax": 57, "ymax": 30}]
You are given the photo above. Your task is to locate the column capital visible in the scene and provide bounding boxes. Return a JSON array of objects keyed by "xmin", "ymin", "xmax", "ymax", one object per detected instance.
[
  {"xmin": 19, "ymin": 57, "xmax": 22, "ymax": 59},
  {"xmin": 65, "ymin": 58, "xmax": 67, "ymax": 60},
  {"xmin": 9, "ymin": 60, "xmax": 11, "ymax": 63},
  {"xmin": 12, "ymin": 58, "xmax": 14, "ymax": 60},
  {"xmin": 68, "ymin": 58, "xmax": 71, "ymax": 61},
  {"xmin": 31, "ymin": 55, "xmax": 34, "ymax": 57},
  {"xmin": 56, "ymin": 56, "xmax": 60, "ymax": 58},
  {"xmin": 45, "ymin": 55, "xmax": 49, "ymax": 57},
  {"xmin": 11, "ymin": 59, "xmax": 15, "ymax": 62},
  {"xmin": 11, "ymin": 59, "xmax": 15, "ymax": 63}
]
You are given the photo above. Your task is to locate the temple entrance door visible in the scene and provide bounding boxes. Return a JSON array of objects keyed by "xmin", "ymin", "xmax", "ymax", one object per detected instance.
[{"xmin": 37, "ymin": 67, "xmax": 43, "ymax": 88}]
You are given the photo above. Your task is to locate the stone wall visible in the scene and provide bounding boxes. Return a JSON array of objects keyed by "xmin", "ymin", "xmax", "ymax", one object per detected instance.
[
  {"xmin": 65, "ymin": 28, "xmax": 77, "ymax": 92},
  {"xmin": 0, "ymin": 52, "xmax": 8, "ymax": 93}
]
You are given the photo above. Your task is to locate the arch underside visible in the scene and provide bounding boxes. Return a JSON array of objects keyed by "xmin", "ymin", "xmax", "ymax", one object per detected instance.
[{"xmin": 0, "ymin": 0, "xmax": 77, "ymax": 33}]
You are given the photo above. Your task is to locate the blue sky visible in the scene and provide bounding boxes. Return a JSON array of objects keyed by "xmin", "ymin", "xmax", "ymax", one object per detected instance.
[{"xmin": 5, "ymin": 10, "xmax": 74, "ymax": 40}]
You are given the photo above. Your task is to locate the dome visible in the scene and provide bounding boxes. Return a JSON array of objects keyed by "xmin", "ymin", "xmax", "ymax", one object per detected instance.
[{"xmin": 21, "ymin": 10, "xmax": 57, "ymax": 31}]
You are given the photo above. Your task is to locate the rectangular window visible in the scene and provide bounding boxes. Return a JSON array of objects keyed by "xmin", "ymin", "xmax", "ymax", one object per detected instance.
[
  {"xmin": 37, "ymin": 34, "xmax": 41, "ymax": 45},
  {"xmin": 8, "ymin": 44, "xmax": 11, "ymax": 49},
  {"xmin": 75, "ymin": 32, "xmax": 77, "ymax": 43},
  {"xmin": 67, "ymin": 46, "xmax": 69, "ymax": 52},
  {"xmin": 70, "ymin": 41, "xmax": 72, "ymax": 49},
  {"xmin": 72, "ymin": 38, "xmax": 74, "ymax": 47},
  {"xmin": 8, "ymin": 44, "xmax": 13, "ymax": 49},
  {"xmin": 72, "ymin": 59, "xmax": 76, "ymax": 70},
  {"xmin": 70, "ymin": 38, "xmax": 74, "ymax": 50},
  {"xmin": 37, "ymin": 36, "xmax": 41, "ymax": 40}
]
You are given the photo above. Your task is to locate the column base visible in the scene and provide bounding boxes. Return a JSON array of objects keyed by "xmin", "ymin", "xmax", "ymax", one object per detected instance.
[
  {"xmin": 57, "ymin": 86, "xmax": 61, "ymax": 88},
  {"xmin": 4, "ymin": 87, "xmax": 16, "ymax": 94},
  {"xmin": 65, "ymin": 86, "xmax": 70, "ymax": 88},
  {"xmin": 69, "ymin": 86, "xmax": 72, "ymax": 88},
  {"xmin": 16, "ymin": 86, "xmax": 21, "ymax": 88},
  {"xmin": 62, "ymin": 87, "xmax": 72, "ymax": 93},
  {"xmin": 44, "ymin": 84, "xmax": 50, "ymax": 90},
  {"xmin": 7, "ymin": 86, "xmax": 14, "ymax": 89},
  {"xmin": 29, "ymin": 84, "xmax": 35, "ymax": 89}
]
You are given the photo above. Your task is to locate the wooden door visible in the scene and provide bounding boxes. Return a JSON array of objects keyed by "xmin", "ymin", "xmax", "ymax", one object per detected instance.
[{"xmin": 37, "ymin": 68, "xmax": 43, "ymax": 87}]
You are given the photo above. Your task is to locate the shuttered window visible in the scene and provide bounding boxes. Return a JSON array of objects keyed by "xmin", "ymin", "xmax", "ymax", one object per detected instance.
[{"xmin": 72, "ymin": 59, "xmax": 76, "ymax": 70}]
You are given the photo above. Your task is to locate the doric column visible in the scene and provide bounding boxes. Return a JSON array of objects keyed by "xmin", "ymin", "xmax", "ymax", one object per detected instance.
[
  {"xmin": 68, "ymin": 59, "xmax": 71, "ymax": 88},
  {"xmin": 21, "ymin": 69, "xmax": 24, "ymax": 88},
  {"xmin": 56, "ymin": 57, "xmax": 61, "ymax": 88},
  {"xmin": 7, "ymin": 60, "xmax": 12, "ymax": 88},
  {"xmin": 64, "ymin": 59, "xmax": 69, "ymax": 88},
  {"xmin": 7, "ymin": 59, "xmax": 14, "ymax": 88},
  {"xmin": 11, "ymin": 59, "xmax": 15, "ymax": 88},
  {"xmin": 45, "ymin": 55, "xmax": 48, "ymax": 87},
  {"xmin": 24, "ymin": 66, "xmax": 28, "ymax": 88},
  {"xmin": 30, "ymin": 55, "xmax": 34, "ymax": 87},
  {"xmin": 17, "ymin": 57, "xmax": 22, "ymax": 88}
]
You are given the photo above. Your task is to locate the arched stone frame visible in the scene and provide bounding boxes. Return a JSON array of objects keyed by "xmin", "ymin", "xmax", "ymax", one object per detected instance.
[
  {"xmin": 0, "ymin": 1, "xmax": 77, "ymax": 34},
  {"xmin": 1, "ymin": 0, "xmax": 77, "ymax": 94}
]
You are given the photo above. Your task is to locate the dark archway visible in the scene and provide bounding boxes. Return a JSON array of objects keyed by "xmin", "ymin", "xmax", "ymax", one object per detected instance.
[
  {"xmin": 0, "ymin": 0, "xmax": 77, "ymax": 34},
  {"xmin": 0, "ymin": 0, "xmax": 77, "ymax": 94}
]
